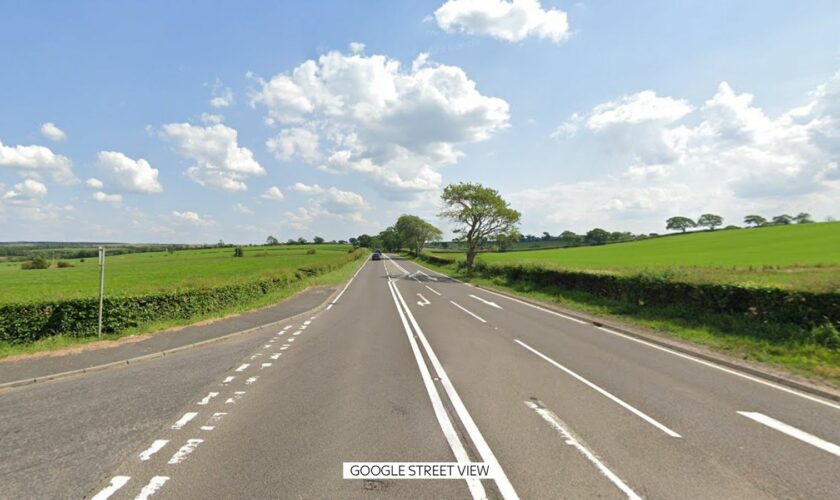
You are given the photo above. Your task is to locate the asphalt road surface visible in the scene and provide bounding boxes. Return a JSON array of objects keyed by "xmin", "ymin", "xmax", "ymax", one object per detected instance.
[{"xmin": 2, "ymin": 255, "xmax": 839, "ymax": 499}]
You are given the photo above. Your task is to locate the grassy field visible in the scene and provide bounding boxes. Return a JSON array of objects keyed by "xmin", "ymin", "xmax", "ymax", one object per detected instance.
[
  {"xmin": 433, "ymin": 222, "xmax": 840, "ymax": 291},
  {"xmin": 0, "ymin": 244, "xmax": 354, "ymax": 304}
]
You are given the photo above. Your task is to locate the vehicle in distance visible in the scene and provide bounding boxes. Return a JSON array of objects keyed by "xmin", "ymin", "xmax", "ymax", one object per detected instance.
[{"xmin": 371, "ymin": 249, "xmax": 382, "ymax": 261}]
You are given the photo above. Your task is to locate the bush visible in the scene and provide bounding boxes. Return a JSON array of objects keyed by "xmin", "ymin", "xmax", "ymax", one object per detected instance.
[
  {"xmin": 233, "ymin": 246, "xmax": 244, "ymax": 257},
  {"xmin": 21, "ymin": 257, "xmax": 50, "ymax": 270},
  {"xmin": 306, "ymin": 249, "xmax": 316, "ymax": 255},
  {"xmin": 809, "ymin": 323, "xmax": 840, "ymax": 349},
  {"xmin": 56, "ymin": 261, "xmax": 74, "ymax": 268}
]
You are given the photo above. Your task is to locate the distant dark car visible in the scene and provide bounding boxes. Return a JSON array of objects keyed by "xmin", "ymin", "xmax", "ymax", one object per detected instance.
[{"xmin": 371, "ymin": 251, "xmax": 382, "ymax": 261}]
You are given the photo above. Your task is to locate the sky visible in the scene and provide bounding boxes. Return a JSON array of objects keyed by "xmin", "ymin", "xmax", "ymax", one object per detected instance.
[{"xmin": 2, "ymin": 0, "xmax": 840, "ymax": 243}]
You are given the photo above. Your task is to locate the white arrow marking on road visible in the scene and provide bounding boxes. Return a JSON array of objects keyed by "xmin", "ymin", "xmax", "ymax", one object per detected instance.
[
  {"xmin": 197, "ymin": 392, "xmax": 219, "ymax": 406},
  {"xmin": 168, "ymin": 439, "xmax": 203, "ymax": 465},
  {"xmin": 469, "ymin": 294, "xmax": 502, "ymax": 309},
  {"xmin": 135, "ymin": 476, "xmax": 170, "ymax": 500},
  {"xmin": 738, "ymin": 412, "xmax": 840, "ymax": 457},
  {"xmin": 138, "ymin": 440, "xmax": 169, "ymax": 461},
  {"xmin": 92, "ymin": 476, "xmax": 131, "ymax": 500},
  {"xmin": 171, "ymin": 412, "xmax": 198, "ymax": 430},
  {"xmin": 417, "ymin": 293, "xmax": 431, "ymax": 306}
]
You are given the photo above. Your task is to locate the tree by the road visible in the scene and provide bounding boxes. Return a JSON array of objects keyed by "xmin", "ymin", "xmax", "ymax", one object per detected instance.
[
  {"xmin": 266, "ymin": 235, "xmax": 279, "ymax": 245},
  {"xmin": 772, "ymin": 214, "xmax": 793, "ymax": 225},
  {"xmin": 794, "ymin": 212, "xmax": 813, "ymax": 224},
  {"xmin": 313, "ymin": 236, "xmax": 325, "ymax": 244},
  {"xmin": 666, "ymin": 216, "xmax": 696, "ymax": 233},
  {"xmin": 697, "ymin": 213, "xmax": 724, "ymax": 231},
  {"xmin": 395, "ymin": 215, "xmax": 442, "ymax": 257},
  {"xmin": 560, "ymin": 230, "xmax": 582, "ymax": 246},
  {"xmin": 377, "ymin": 226, "xmax": 402, "ymax": 252},
  {"xmin": 744, "ymin": 214, "xmax": 766, "ymax": 227},
  {"xmin": 585, "ymin": 228, "xmax": 610, "ymax": 245},
  {"xmin": 439, "ymin": 182, "xmax": 521, "ymax": 271}
]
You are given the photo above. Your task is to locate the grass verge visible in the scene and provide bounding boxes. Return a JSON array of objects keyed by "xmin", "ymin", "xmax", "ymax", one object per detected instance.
[
  {"xmin": 0, "ymin": 256, "xmax": 365, "ymax": 360},
  {"xmin": 408, "ymin": 255, "xmax": 840, "ymax": 389}
]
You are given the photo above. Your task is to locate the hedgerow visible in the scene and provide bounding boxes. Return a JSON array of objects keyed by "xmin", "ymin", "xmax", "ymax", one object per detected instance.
[{"xmin": 0, "ymin": 249, "xmax": 366, "ymax": 345}]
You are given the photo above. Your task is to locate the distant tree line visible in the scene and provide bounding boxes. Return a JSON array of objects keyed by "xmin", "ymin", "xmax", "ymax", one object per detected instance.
[{"xmin": 665, "ymin": 212, "xmax": 813, "ymax": 233}]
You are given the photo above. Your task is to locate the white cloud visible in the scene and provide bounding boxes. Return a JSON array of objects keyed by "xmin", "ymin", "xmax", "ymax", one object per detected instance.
[
  {"xmin": 96, "ymin": 151, "xmax": 163, "ymax": 193},
  {"xmin": 172, "ymin": 210, "xmax": 214, "ymax": 226},
  {"xmin": 321, "ymin": 186, "xmax": 367, "ymax": 212},
  {"xmin": 349, "ymin": 42, "xmax": 366, "ymax": 54},
  {"xmin": 92, "ymin": 191, "xmax": 123, "ymax": 203},
  {"xmin": 161, "ymin": 122, "xmax": 265, "ymax": 191},
  {"xmin": 40, "ymin": 122, "xmax": 67, "ymax": 141},
  {"xmin": 209, "ymin": 85, "xmax": 234, "ymax": 108},
  {"xmin": 261, "ymin": 186, "xmax": 285, "ymax": 200},
  {"xmin": 250, "ymin": 49, "xmax": 509, "ymax": 198},
  {"xmin": 85, "ymin": 178, "xmax": 104, "ymax": 189},
  {"xmin": 290, "ymin": 182, "xmax": 324, "ymax": 194},
  {"xmin": 266, "ymin": 127, "xmax": 321, "ymax": 162},
  {"xmin": 201, "ymin": 113, "xmax": 224, "ymax": 124},
  {"xmin": 0, "ymin": 139, "xmax": 75, "ymax": 182},
  {"xmin": 3, "ymin": 179, "xmax": 48, "ymax": 200},
  {"xmin": 434, "ymin": 0, "xmax": 570, "ymax": 43},
  {"xmin": 233, "ymin": 203, "xmax": 253, "ymax": 214}
]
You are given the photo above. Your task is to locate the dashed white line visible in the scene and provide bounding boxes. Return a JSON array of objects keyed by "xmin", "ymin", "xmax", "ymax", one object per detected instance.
[
  {"xmin": 424, "ymin": 284, "xmax": 442, "ymax": 296},
  {"xmin": 225, "ymin": 391, "xmax": 246, "ymax": 405},
  {"xmin": 516, "ymin": 339, "xmax": 681, "ymax": 438},
  {"xmin": 171, "ymin": 412, "xmax": 198, "ymax": 430},
  {"xmin": 303, "ymin": 320, "xmax": 311, "ymax": 325},
  {"xmin": 526, "ymin": 400, "xmax": 641, "ymax": 499},
  {"xmin": 283, "ymin": 325, "xmax": 292, "ymax": 331},
  {"xmin": 450, "ymin": 300, "xmax": 487, "ymax": 323},
  {"xmin": 167, "ymin": 439, "xmax": 203, "ymax": 465},
  {"xmin": 235, "ymin": 363, "xmax": 250, "ymax": 372},
  {"xmin": 201, "ymin": 412, "xmax": 227, "ymax": 431},
  {"xmin": 738, "ymin": 412, "xmax": 840, "ymax": 457},
  {"xmin": 263, "ymin": 344, "xmax": 272, "ymax": 349},
  {"xmin": 197, "ymin": 392, "xmax": 219, "ymax": 406},
  {"xmin": 292, "ymin": 330, "xmax": 302, "ymax": 336},
  {"xmin": 288, "ymin": 337, "xmax": 296, "ymax": 342},
  {"xmin": 270, "ymin": 353, "xmax": 281, "ymax": 360},
  {"xmin": 261, "ymin": 363, "xmax": 272, "ymax": 369},
  {"xmin": 221, "ymin": 376, "xmax": 235, "ymax": 385},
  {"xmin": 92, "ymin": 476, "xmax": 130, "ymax": 500},
  {"xmin": 135, "ymin": 476, "xmax": 170, "ymax": 500},
  {"xmin": 246, "ymin": 376, "xmax": 259, "ymax": 384},
  {"xmin": 251, "ymin": 353, "xmax": 263, "ymax": 359},
  {"xmin": 475, "ymin": 286, "xmax": 588, "ymax": 324},
  {"xmin": 138, "ymin": 440, "xmax": 169, "ymax": 461},
  {"xmin": 280, "ymin": 346, "xmax": 289, "ymax": 350},
  {"xmin": 469, "ymin": 294, "xmax": 502, "ymax": 309}
]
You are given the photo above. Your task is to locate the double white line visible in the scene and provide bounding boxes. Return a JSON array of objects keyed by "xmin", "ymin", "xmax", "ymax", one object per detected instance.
[{"xmin": 386, "ymin": 274, "xmax": 518, "ymax": 500}]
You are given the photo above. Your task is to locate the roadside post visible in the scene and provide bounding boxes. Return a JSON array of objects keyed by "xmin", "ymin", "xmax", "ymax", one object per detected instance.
[{"xmin": 98, "ymin": 246, "xmax": 105, "ymax": 339}]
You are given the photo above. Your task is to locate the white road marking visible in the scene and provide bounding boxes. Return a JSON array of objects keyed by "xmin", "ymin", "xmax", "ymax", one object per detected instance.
[
  {"xmin": 288, "ymin": 338, "xmax": 296, "ymax": 342},
  {"xmin": 270, "ymin": 353, "xmax": 281, "ymax": 360},
  {"xmin": 391, "ymin": 278, "xmax": 518, "ymax": 500},
  {"xmin": 476, "ymin": 286, "xmax": 587, "ymax": 324},
  {"xmin": 424, "ymin": 284, "xmax": 442, "ymax": 296},
  {"xmin": 326, "ymin": 304, "xmax": 334, "ymax": 310},
  {"xmin": 283, "ymin": 325, "xmax": 292, "ymax": 330},
  {"xmin": 329, "ymin": 259, "xmax": 367, "ymax": 306},
  {"xmin": 303, "ymin": 320, "xmax": 311, "ymax": 325},
  {"xmin": 516, "ymin": 340, "xmax": 681, "ymax": 438},
  {"xmin": 261, "ymin": 363, "xmax": 272, "ymax": 368},
  {"xmin": 292, "ymin": 330, "xmax": 302, "ymax": 336},
  {"xmin": 251, "ymin": 353, "xmax": 263, "ymax": 359},
  {"xmin": 197, "ymin": 392, "xmax": 219, "ymax": 406},
  {"xmin": 246, "ymin": 376, "xmax": 259, "ymax": 384},
  {"xmin": 225, "ymin": 391, "xmax": 246, "ymax": 405},
  {"xmin": 386, "ymin": 279, "xmax": 487, "ymax": 500},
  {"xmin": 235, "ymin": 363, "xmax": 250, "ymax": 372},
  {"xmin": 450, "ymin": 300, "xmax": 487, "ymax": 323},
  {"xmin": 201, "ymin": 412, "xmax": 227, "ymax": 431},
  {"xmin": 269, "ymin": 338, "xmax": 276, "ymax": 343},
  {"xmin": 738, "ymin": 412, "xmax": 840, "ymax": 457},
  {"xmin": 469, "ymin": 294, "xmax": 502, "ymax": 309},
  {"xmin": 263, "ymin": 344, "xmax": 272, "ymax": 349},
  {"xmin": 300, "ymin": 325, "xmax": 308, "ymax": 330},
  {"xmin": 525, "ymin": 400, "xmax": 641, "ymax": 499},
  {"xmin": 171, "ymin": 412, "xmax": 198, "ymax": 430},
  {"xmin": 138, "ymin": 440, "xmax": 169, "ymax": 461},
  {"xmin": 417, "ymin": 293, "xmax": 431, "ymax": 307},
  {"xmin": 280, "ymin": 346, "xmax": 289, "ymax": 350},
  {"xmin": 92, "ymin": 476, "xmax": 131, "ymax": 500},
  {"xmin": 167, "ymin": 439, "xmax": 203, "ymax": 464},
  {"xmin": 221, "ymin": 376, "xmax": 235, "ymax": 385},
  {"xmin": 135, "ymin": 476, "xmax": 169, "ymax": 500}
]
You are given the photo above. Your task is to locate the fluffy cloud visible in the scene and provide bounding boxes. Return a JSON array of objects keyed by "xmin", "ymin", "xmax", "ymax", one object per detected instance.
[
  {"xmin": 161, "ymin": 123, "xmax": 265, "ymax": 191},
  {"xmin": 321, "ymin": 186, "xmax": 367, "ymax": 213},
  {"xmin": 3, "ymin": 179, "xmax": 48, "ymax": 200},
  {"xmin": 210, "ymin": 87, "xmax": 234, "ymax": 108},
  {"xmin": 434, "ymin": 0, "xmax": 570, "ymax": 43},
  {"xmin": 250, "ymin": 49, "xmax": 509, "ymax": 197},
  {"xmin": 85, "ymin": 178, "xmax": 104, "ymax": 189},
  {"xmin": 172, "ymin": 210, "xmax": 214, "ymax": 226},
  {"xmin": 40, "ymin": 122, "xmax": 66, "ymax": 141},
  {"xmin": 92, "ymin": 191, "xmax": 123, "ymax": 203},
  {"xmin": 233, "ymin": 203, "xmax": 253, "ymax": 214},
  {"xmin": 281, "ymin": 185, "xmax": 368, "ymax": 229},
  {"xmin": 0, "ymin": 139, "xmax": 74, "ymax": 182},
  {"xmin": 290, "ymin": 182, "xmax": 324, "ymax": 194},
  {"xmin": 201, "ymin": 113, "xmax": 224, "ymax": 125},
  {"xmin": 261, "ymin": 186, "xmax": 285, "ymax": 200},
  {"xmin": 97, "ymin": 151, "xmax": 163, "ymax": 193}
]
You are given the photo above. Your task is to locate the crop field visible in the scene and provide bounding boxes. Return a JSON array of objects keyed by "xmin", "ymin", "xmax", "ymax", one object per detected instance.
[
  {"xmin": 432, "ymin": 222, "xmax": 840, "ymax": 291},
  {"xmin": 0, "ymin": 244, "xmax": 354, "ymax": 304}
]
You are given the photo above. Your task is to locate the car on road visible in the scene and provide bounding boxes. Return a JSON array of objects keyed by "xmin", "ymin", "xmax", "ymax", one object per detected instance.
[{"xmin": 371, "ymin": 249, "xmax": 382, "ymax": 261}]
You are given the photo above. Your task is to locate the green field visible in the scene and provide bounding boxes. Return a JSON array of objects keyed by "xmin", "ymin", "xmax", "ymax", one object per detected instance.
[
  {"xmin": 433, "ymin": 222, "xmax": 840, "ymax": 291},
  {"xmin": 0, "ymin": 244, "xmax": 354, "ymax": 304}
]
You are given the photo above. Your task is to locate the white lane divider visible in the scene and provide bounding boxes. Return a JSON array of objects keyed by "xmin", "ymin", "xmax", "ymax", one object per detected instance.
[
  {"xmin": 283, "ymin": 325, "xmax": 292, "ymax": 330},
  {"xmin": 251, "ymin": 353, "xmax": 263, "ymax": 359},
  {"xmin": 221, "ymin": 376, "xmax": 235, "ymax": 385},
  {"xmin": 138, "ymin": 440, "xmax": 169, "ymax": 461},
  {"xmin": 92, "ymin": 476, "xmax": 130, "ymax": 500},
  {"xmin": 477, "ymin": 286, "xmax": 587, "ymax": 325},
  {"xmin": 197, "ymin": 392, "xmax": 219, "ymax": 406},
  {"xmin": 391, "ymin": 278, "xmax": 519, "ymax": 500},
  {"xmin": 303, "ymin": 320, "xmax": 311, "ymax": 326},
  {"xmin": 525, "ymin": 400, "xmax": 641, "ymax": 500},
  {"xmin": 235, "ymin": 363, "xmax": 250, "ymax": 372},
  {"xmin": 271, "ymin": 353, "xmax": 282, "ymax": 359},
  {"xmin": 424, "ymin": 284, "xmax": 442, "ymax": 296},
  {"xmin": 417, "ymin": 293, "xmax": 431, "ymax": 307},
  {"xmin": 171, "ymin": 412, "xmax": 198, "ymax": 430},
  {"xmin": 469, "ymin": 294, "xmax": 502, "ymax": 309},
  {"xmin": 201, "ymin": 412, "xmax": 227, "ymax": 431},
  {"xmin": 516, "ymin": 340, "xmax": 681, "ymax": 438},
  {"xmin": 280, "ymin": 346, "xmax": 289, "ymax": 350},
  {"xmin": 135, "ymin": 475, "xmax": 170, "ymax": 500},
  {"xmin": 450, "ymin": 300, "xmax": 487, "ymax": 323},
  {"xmin": 246, "ymin": 376, "xmax": 259, "ymax": 384},
  {"xmin": 292, "ymin": 330, "xmax": 302, "ymax": 336},
  {"xmin": 261, "ymin": 363, "xmax": 272, "ymax": 369},
  {"xmin": 738, "ymin": 412, "xmax": 840, "ymax": 457},
  {"xmin": 288, "ymin": 338, "xmax": 296, "ymax": 342},
  {"xmin": 263, "ymin": 344, "xmax": 272, "ymax": 349},
  {"xmin": 225, "ymin": 391, "xmax": 246, "ymax": 405},
  {"xmin": 167, "ymin": 439, "xmax": 203, "ymax": 465}
]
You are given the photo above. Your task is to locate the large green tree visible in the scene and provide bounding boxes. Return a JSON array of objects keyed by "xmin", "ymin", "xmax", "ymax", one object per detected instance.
[
  {"xmin": 743, "ymin": 214, "xmax": 766, "ymax": 227},
  {"xmin": 697, "ymin": 213, "xmax": 724, "ymax": 231},
  {"xmin": 585, "ymin": 228, "xmax": 610, "ymax": 245},
  {"xmin": 395, "ymin": 215, "xmax": 442, "ymax": 257},
  {"xmin": 377, "ymin": 226, "xmax": 402, "ymax": 252},
  {"xmin": 439, "ymin": 182, "xmax": 521, "ymax": 271},
  {"xmin": 666, "ymin": 216, "xmax": 696, "ymax": 233}
]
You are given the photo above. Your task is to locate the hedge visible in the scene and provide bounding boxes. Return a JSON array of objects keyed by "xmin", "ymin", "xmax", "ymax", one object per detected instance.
[{"xmin": 0, "ymin": 249, "xmax": 367, "ymax": 345}]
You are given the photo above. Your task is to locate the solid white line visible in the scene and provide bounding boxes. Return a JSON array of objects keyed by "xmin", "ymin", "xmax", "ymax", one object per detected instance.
[
  {"xmin": 450, "ymin": 300, "xmax": 487, "ymax": 323},
  {"xmin": 92, "ymin": 476, "xmax": 130, "ymax": 500},
  {"xmin": 424, "ymin": 284, "xmax": 442, "ymax": 296},
  {"xmin": 138, "ymin": 440, "xmax": 169, "ymax": 461},
  {"xmin": 171, "ymin": 412, "xmax": 198, "ymax": 430},
  {"xmin": 526, "ymin": 400, "xmax": 641, "ymax": 500},
  {"xmin": 167, "ymin": 439, "xmax": 203, "ymax": 464},
  {"xmin": 135, "ymin": 476, "xmax": 169, "ymax": 500},
  {"xmin": 392, "ymin": 280, "xmax": 519, "ymax": 500},
  {"xmin": 516, "ymin": 339, "xmax": 681, "ymax": 438},
  {"xmin": 386, "ymin": 280, "xmax": 487, "ymax": 500},
  {"xmin": 330, "ymin": 258, "xmax": 367, "ymax": 305},
  {"xmin": 738, "ymin": 412, "xmax": 840, "ymax": 457},
  {"xmin": 197, "ymin": 392, "xmax": 219, "ymax": 406},
  {"xmin": 384, "ymin": 254, "xmax": 410, "ymax": 275},
  {"xmin": 235, "ymin": 363, "xmax": 250, "ymax": 372},
  {"xmin": 469, "ymin": 294, "xmax": 502, "ymax": 309},
  {"xmin": 326, "ymin": 304, "xmax": 334, "ymax": 310}
]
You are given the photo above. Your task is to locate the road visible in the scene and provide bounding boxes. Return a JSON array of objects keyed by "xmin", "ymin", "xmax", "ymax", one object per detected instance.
[{"xmin": 2, "ymin": 255, "xmax": 839, "ymax": 499}]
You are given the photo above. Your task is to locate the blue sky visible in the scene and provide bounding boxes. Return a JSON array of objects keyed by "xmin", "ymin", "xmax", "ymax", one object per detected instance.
[{"xmin": 2, "ymin": 0, "xmax": 839, "ymax": 243}]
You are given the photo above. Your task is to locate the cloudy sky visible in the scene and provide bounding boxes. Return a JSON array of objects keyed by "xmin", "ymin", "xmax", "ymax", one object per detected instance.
[{"xmin": 2, "ymin": 0, "xmax": 839, "ymax": 243}]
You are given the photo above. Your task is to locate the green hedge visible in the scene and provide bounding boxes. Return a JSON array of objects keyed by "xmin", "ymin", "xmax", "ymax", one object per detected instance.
[{"xmin": 0, "ymin": 249, "xmax": 367, "ymax": 344}]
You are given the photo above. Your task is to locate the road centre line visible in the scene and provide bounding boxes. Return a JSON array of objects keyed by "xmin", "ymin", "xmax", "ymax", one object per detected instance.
[
  {"xmin": 139, "ymin": 440, "xmax": 169, "ymax": 461},
  {"xmin": 738, "ymin": 412, "xmax": 840, "ymax": 457},
  {"xmin": 135, "ymin": 476, "xmax": 169, "ymax": 500},
  {"xmin": 235, "ymin": 363, "xmax": 250, "ymax": 372},
  {"xmin": 469, "ymin": 294, "xmax": 502, "ymax": 309},
  {"xmin": 386, "ymin": 279, "xmax": 487, "ymax": 500},
  {"xmin": 197, "ymin": 392, "xmax": 218, "ymax": 405},
  {"xmin": 171, "ymin": 412, "xmax": 198, "ymax": 430},
  {"xmin": 391, "ymin": 278, "xmax": 519, "ymax": 500},
  {"xmin": 283, "ymin": 325, "xmax": 292, "ymax": 330},
  {"xmin": 525, "ymin": 399, "xmax": 641, "ymax": 500},
  {"xmin": 450, "ymin": 300, "xmax": 487, "ymax": 323},
  {"xmin": 91, "ymin": 476, "xmax": 131, "ymax": 500},
  {"xmin": 201, "ymin": 412, "xmax": 227, "ymax": 431},
  {"xmin": 516, "ymin": 339, "xmax": 681, "ymax": 438},
  {"xmin": 168, "ymin": 439, "xmax": 203, "ymax": 465}
]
